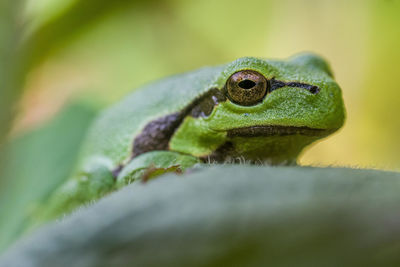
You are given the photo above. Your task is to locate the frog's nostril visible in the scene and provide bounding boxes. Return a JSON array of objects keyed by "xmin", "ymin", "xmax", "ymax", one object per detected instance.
[
  {"xmin": 238, "ymin": 80, "xmax": 256, "ymax": 89},
  {"xmin": 309, "ymin": 86, "xmax": 319, "ymax": 94}
]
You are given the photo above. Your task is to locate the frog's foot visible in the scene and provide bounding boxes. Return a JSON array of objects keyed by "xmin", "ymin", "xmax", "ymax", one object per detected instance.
[
  {"xmin": 141, "ymin": 164, "xmax": 183, "ymax": 183},
  {"xmin": 116, "ymin": 151, "xmax": 200, "ymax": 188}
]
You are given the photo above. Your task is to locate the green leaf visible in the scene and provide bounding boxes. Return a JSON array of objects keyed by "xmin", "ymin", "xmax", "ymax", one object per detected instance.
[
  {"xmin": 1, "ymin": 166, "xmax": 400, "ymax": 266},
  {"xmin": 0, "ymin": 0, "xmax": 162, "ymax": 146},
  {"xmin": 19, "ymin": 0, "xmax": 163, "ymax": 71},
  {"xmin": 0, "ymin": 102, "xmax": 98, "ymax": 252},
  {"xmin": 0, "ymin": 0, "xmax": 24, "ymax": 142}
]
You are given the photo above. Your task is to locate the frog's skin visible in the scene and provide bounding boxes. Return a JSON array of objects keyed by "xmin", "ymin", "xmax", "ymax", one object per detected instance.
[{"xmin": 32, "ymin": 53, "xmax": 345, "ymax": 224}]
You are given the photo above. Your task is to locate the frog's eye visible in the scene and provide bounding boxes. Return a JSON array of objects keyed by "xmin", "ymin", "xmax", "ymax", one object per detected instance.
[{"xmin": 226, "ymin": 70, "xmax": 268, "ymax": 106}]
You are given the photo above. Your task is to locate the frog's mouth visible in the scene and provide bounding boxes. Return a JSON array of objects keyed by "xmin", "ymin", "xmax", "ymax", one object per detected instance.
[{"xmin": 227, "ymin": 125, "xmax": 333, "ymax": 138}]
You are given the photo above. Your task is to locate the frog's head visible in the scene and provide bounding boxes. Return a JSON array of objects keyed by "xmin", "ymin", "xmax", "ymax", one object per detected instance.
[{"xmin": 170, "ymin": 53, "xmax": 345, "ymax": 164}]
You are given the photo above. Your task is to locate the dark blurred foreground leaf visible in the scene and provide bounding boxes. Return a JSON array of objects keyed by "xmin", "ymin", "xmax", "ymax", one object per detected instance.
[
  {"xmin": 1, "ymin": 166, "xmax": 400, "ymax": 266},
  {"xmin": 0, "ymin": 102, "xmax": 98, "ymax": 252}
]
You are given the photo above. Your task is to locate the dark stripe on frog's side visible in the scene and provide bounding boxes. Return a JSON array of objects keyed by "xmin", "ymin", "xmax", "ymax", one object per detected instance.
[
  {"xmin": 131, "ymin": 113, "xmax": 183, "ymax": 157},
  {"xmin": 269, "ymin": 78, "xmax": 320, "ymax": 94},
  {"xmin": 131, "ymin": 88, "xmax": 226, "ymax": 158}
]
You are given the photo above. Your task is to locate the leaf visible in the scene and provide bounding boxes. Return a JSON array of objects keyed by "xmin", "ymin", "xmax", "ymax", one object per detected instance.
[
  {"xmin": 0, "ymin": 0, "xmax": 162, "ymax": 145},
  {"xmin": 1, "ymin": 166, "xmax": 400, "ymax": 266},
  {"xmin": 19, "ymin": 0, "xmax": 163, "ymax": 71},
  {"xmin": 0, "ymin": 101, "xmax": 98, "ymax": 252},
  {"xmin": 0, "ymin": 0, "xmax": 24, "ymax": 142}
]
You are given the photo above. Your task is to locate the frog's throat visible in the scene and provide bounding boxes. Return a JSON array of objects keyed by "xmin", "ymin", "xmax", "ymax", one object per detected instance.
[
  {"xmin": 227, "ymin": 125, "xmax": 334, "ymax": 138},
  {"xmin": 202, "ymin": 126, "xmax": 335, "ymax": 165}
]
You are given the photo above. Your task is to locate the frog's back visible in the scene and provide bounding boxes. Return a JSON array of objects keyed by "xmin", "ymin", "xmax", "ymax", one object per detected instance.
[{"xmin": 79, "ymin": 65, "xmax": 225, "ymax": 167}]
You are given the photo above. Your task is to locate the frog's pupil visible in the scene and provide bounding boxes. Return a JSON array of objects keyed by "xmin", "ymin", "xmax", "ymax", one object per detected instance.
[{"xmin": 238, "ymin": 80, "xmax": 256, "ymax": 89}]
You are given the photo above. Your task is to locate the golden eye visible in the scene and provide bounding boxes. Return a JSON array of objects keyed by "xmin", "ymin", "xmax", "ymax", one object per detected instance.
[{"xmin": 226, "ymin": 70, "xmax": 268, "ymax": 106}]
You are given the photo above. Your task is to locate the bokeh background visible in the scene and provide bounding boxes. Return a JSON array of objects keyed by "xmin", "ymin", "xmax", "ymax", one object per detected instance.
[{"xmin": 1, "ymin": 0, "xmax": 400, "ymax": 252}]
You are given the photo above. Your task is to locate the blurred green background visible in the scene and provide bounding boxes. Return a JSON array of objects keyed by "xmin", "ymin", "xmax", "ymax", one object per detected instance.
[{"xmin": 1, "ymin": 0, "xmax": 400, "ymax": 252}]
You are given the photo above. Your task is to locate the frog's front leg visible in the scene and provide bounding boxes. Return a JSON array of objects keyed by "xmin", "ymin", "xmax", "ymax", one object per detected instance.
[{"xmin": 116, "ymin": 151, "xmax": 200, "ymax": 188}]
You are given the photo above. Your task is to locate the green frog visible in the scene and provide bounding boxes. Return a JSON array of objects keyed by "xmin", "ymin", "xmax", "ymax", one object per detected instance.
[{"xmin": 32, "ymin": 53, "xmax": 345, "ymax": 224}]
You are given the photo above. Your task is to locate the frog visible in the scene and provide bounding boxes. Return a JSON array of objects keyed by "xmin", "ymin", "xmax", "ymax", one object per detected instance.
[{"xmin": 31, "ymin": 52, "xmax": 345, "ymax": 225}]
